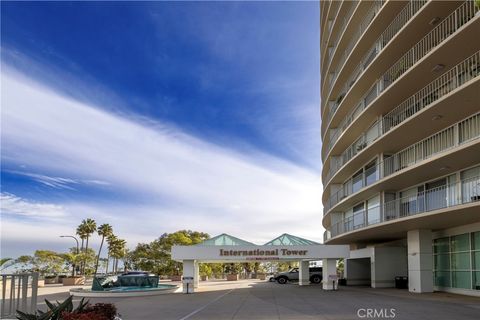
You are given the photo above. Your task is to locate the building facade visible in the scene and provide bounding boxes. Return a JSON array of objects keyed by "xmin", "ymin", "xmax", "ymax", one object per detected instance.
[{"xmin": 320, "ymin": 0, "xmax": 480, "ymax": 296}]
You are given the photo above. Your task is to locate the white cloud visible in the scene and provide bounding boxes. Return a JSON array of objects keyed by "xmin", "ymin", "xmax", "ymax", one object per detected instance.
[
  {"xmin": 0, "ymin": 193, "xmax": 68, "ymax": 219},
  {"xmin": 1, "ymin": 67, "xmax": 324, "ymax": 255}
]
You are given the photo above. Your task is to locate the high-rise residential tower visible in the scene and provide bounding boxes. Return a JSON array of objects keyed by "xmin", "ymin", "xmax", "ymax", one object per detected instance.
[{"xmin": 320, "ymin": 0, "xmax": 480, "ymax": 296}]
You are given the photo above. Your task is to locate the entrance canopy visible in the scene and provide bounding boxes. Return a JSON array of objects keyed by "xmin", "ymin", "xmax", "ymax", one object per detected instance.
[{"xmin": 171, "ymin": 233, "xmax": 349, "ymax": 263}]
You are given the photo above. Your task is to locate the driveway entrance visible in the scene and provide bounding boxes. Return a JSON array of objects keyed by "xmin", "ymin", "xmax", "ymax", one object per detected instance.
[{"xmin": 171, "ymin": 233, "xmax": 349, "ymax": 292}]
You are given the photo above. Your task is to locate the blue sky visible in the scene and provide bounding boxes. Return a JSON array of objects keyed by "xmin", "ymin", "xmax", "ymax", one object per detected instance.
[{"xmin": 1, "ymin": 1, "xmax": 322, "ymax": 257}]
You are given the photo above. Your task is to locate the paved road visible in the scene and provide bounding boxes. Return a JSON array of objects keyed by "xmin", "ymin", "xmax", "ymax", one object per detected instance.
[{"xmin": 35, "ymin": 280, "xmax": 480, "ymax": 320}]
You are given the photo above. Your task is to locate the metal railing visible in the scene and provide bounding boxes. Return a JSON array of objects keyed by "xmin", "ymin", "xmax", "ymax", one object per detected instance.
[
  {"xmin": 383, "ymin": 0, "xmax": 477, "ymax": 88},
  {"xmin": 324, "ymin": 112, "xmax": 480, "ymax": 213},
  {"xmin": 322, "ymin": 0, "xmax": 477, "ymax": 142},
  {"xmin": 1, "ymin": 273, "xmax": 39, "ymax": 318},
  {"xmin": 382, "ymin": 51, "xmax": 480, "ymax": 133},
  {"xmin": 322, "ymin": 0, "xmax": 383, "ymax": 115},
  {"xmin": 325, "ymin": 1, "xmax": 358, "ymax": 69},
  {"xmin": 327, "ymin": 175, "xmax": 480, "ymax": 240},
  {"xmin": 325, "ymin": 52, "xmax": 480, "ymax": 183},
  {"xmin": 323, "ymin": 0, "xmax": 428, "ymax": 139}
]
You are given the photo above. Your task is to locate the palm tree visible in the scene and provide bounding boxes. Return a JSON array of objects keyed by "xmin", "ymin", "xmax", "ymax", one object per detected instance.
[
  {"xmin": 114, "ymin": 239, "xmax": 127, "ymax": 273},
  {"xmin": 77, "ymin": 218, "xmax": 97, "ymax": 274},
  {"xmin": 76, "ymin": 224, "xmax": 88, "ymax": 274},
  {"xmin": 94, "ymin": 224, "xmax": 113, "ymax": 275},
  {"xmin": 106, "ymin": 234, "xmax": 118, "ymax": 274}
]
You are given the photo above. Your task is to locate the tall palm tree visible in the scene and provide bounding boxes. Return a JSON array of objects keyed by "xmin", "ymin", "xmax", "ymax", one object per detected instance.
[
  {"xmin": 106, "ymin": 234, "xmax": 118, "ymax": 274},
  {"xmin": 79, "ymin": 218, "xmax": 97, "ymax": 274},
  {"xmin": 114, "ymin": 239, "xmax": 127, "ymax": 273},
  {"xmin": 94, "ymin": 224, "xmax": 113, "ymax": 275},
  {"xmin": 76, "ymin": 224, "xmax": 88, "ymax": 274}
]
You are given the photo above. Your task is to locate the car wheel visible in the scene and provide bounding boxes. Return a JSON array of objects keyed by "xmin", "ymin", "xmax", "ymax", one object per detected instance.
[
  {"xmin": 310, "ymin": 275, "xmax": 321, "ymax": 284},
  {"xmin": 277, "ymin": 276, "xmax": 288, "ymax": 284}
]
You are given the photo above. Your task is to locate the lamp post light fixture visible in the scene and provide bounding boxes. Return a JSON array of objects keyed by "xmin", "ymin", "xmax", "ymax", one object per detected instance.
[{"xmin": 60, "ymin": 235, "xmax": 80, "ymax": 276}]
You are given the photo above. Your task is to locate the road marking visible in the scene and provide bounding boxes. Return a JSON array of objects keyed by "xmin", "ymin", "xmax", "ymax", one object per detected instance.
[{"xmin": 178, "ymin": 289, "xmax": 234, "ymax": 320}]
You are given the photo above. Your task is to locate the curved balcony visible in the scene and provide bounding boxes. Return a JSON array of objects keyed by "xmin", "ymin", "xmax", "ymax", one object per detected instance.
[
  {"xmin": 322, "ymin": 0, "xmax": 479, "ymax": 162},
  {"xmin": 323, "ymin": 51, "xmax": 480, "ymax": 186},
  {"xmin": 321, "ymin": 0, "xmax": 386, "ymax": 115},
  {"xmin": 320, "ymin": 1, "xmax": 345, "ymax": 72},
  {"xmin": 323, "ymin": 112, "xmax": 480, "ymax": 217},
  {"xmin": 322, "ymin": 0, "xmax": 430, "ymax": 153},
  {"xmin": 325, "ymin": 174, "xmax": 480, "ymax": 243}
]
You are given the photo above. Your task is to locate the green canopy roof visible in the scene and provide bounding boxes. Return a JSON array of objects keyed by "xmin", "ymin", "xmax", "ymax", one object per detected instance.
[
  {"xmin": 196, "ymin": 233, "xmax": 256, "ymax": 246},
  {"xmin": 264, "ymin": 233, "xmax": 320, "ymax": 246}
]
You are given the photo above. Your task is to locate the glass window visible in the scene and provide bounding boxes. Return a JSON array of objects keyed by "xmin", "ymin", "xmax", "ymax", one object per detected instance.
[
  {"xmin": 452, "ymin": 271, "xmax": 471, "ymax": 289},
  {"xmin": 473, "ymin": 251, "xmax": 480, "ymax": 270},
  {"xmin": 353, "ymin": 203, "xmax": 364, "ymax": 229},
  {"xmin": 367, "ymin": 196, "xmax": 380, "ymax": 225},
  {"xmin": 365, "ymin": 122, "xmax": 379, "ymax": 144},
  {"xmin": 425, "ymin": 178, "xmax": 447, "ymax": 211},
  {"xmin": 474, "ymin": 272, "xmax": 480, "ymax": 290},
  {"xmin": 473, "ymin": 232, "xmax": 480, "ymax": 250},
  {"xmin": 451, "ymin": 234, "xmax": 470, "ymax": 252},
  {"xmin": 352, "ymin": 170, "xmax": 363, "ymax": 193},
  {"xmin": 364, "ymin": 160, "xmax": 378, "ymax": 186},
  {"xmin": 434, "ymin": 271, "xmax": 450, "ymax": 287},
  {"xmin": 461, "ymin": 166, "xmax": 480, "ymax": 203},
  {"xmin": 434, "ymin": 237, "xmax": 450, "ymax": 254},
  {"xmin": 435, "ymin": 254, "xmax": 450, "ymax": 270},
  {"xmin": 452, "ymin": 252, "xmax": 470, "ymax": 270}
]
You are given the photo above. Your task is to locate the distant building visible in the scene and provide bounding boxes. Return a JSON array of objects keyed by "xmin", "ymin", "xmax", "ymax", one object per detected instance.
[{"xmin": 320, "ymin": 0, "xmax": 480, "ymax": 296}]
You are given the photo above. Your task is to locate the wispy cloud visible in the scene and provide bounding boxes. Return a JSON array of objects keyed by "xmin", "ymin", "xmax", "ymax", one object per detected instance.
[
  {"xmin": 1, "ymin": 66, "xmax": 324, "ymax": 256},
  {"xmin": 0, "ymin": 193, "xmax": 68, "ymax": 219},
  {"xmin": 6, "ymin": 170, "xmax": 110, "ymax": 190}
]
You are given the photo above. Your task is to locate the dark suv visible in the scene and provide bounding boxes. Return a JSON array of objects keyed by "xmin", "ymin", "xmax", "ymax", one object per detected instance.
[{"xmin": 274, "ymin": 267, "xmax": 322, "ymax": 284}]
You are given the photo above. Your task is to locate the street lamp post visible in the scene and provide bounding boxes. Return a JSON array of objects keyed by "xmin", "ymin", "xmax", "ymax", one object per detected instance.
[{"xmin": 60, "ymin": 235, "xmax": 80, "ymax": 276}]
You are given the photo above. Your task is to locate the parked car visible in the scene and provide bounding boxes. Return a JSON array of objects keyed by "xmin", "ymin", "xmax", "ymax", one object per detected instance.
[{"xmin": 274, "ymin": 267, "xmax": 322, "ymax": 284}]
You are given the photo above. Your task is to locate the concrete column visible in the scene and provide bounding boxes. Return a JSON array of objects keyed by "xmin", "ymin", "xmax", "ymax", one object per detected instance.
[
  {"xmin": 407, "ymin": 229, "xmax": 433, "ymax": 293},
  {"xmin": 322, "ymin": 258, "xmax": 337, "ymax": 290},
  {"xmin": 299, "ymin": 260, "xmax": 310, "ymax": 286},
  {"xmin": 182, "ymin": 259, "xmax": 195, "ymax": 293},
  {"xmin": 194, "ymin": 261, "xmax": 200, "ymax": 288}
]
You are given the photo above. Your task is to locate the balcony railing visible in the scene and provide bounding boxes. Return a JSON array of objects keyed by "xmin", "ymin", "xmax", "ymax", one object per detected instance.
[
  {"xmin": 322, "ymin": 0, "xmax": 477, "ymax": 141},
  {"xmin": 324, "ymin": 51, "xmax": 480, "ymax": 183},
  {"xmin": 325, "ymin": 2, "xmax": 359, "ymax": 69},
  {"xmin": 326, "ymin": 175, "xmax": 480, "ymax": 240},
  {"xmin": 383, "ymin": 0, "xmax": 477, "ymax": 88},
  {"xmin": 324, "ymin": 112, "xmax": 480, "ymax": 214},
  {"xmin": 322, "ymin": 0, "xmax": 384, "ymax": 117},
  {"xmin": 323, "ymin": 0, "xmax": 428, "ymax": 139}
]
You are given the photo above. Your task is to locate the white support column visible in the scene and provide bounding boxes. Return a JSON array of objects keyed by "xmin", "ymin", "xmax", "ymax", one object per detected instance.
[
  {"xmin": 194, "ymin": 261, "xmax": 200, "ymax": 288},
  {"xmin": 322, "ymin": 258, "xmax": 337, "ymax": 290},
  {"xmin": 182, "ymin": 259, "xmax": 195, "ymax": 293},
  {"xmin": 408, "ymin": 229, "xmax": 433, "ymax": 293},
  {"xmin": 299, "ymin": 260, "xmax": 310, "ymax": 286}
]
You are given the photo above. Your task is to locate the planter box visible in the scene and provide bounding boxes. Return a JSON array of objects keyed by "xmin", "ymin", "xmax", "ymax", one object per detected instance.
[
  {"xmin": 170, "ymin": 275, "xmax": 182, "ymax": 281},
  {"xmin": 201, "ymin": 275, "xmax": 208, "ymax": 281},
  {"xmin": 227, "ymin": 274, "xmax": 239, "ymax": 281},
  {"xmin": 44, "ymin": 277, "xmax": 57, "ymax": 284},
  {"xmin": 37, "ymin": 280, "xmax": 45, "ymax": 287},
  {"xmin": 62, "ymin": 276, "xmax": 85, "ymax": 286}
]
